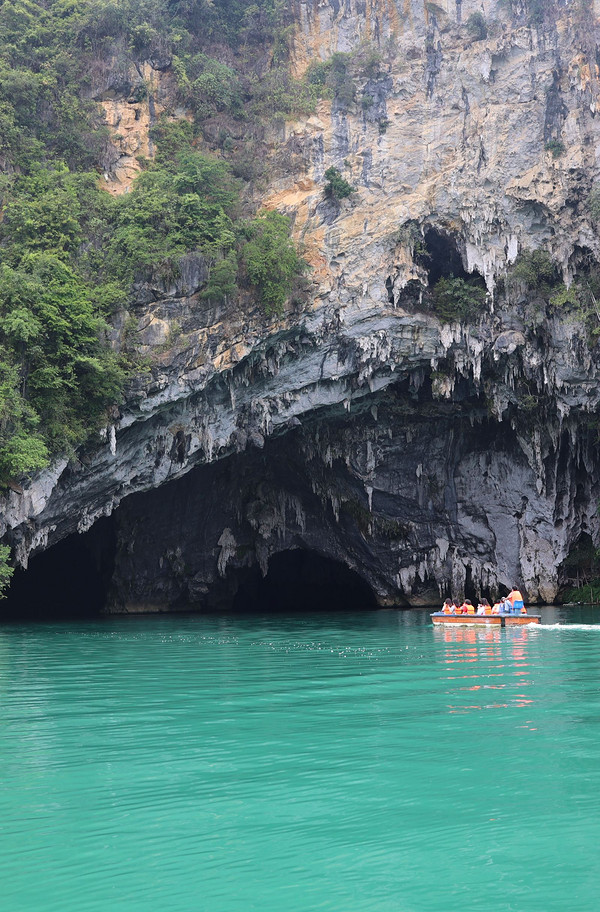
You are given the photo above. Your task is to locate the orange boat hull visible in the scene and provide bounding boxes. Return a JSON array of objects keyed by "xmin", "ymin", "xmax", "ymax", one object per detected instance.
[{"xmin": 431, "ymin": 613, "xmax": 540, "ymax": 627}]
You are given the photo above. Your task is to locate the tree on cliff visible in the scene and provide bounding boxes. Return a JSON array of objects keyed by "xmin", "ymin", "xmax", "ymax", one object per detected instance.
[
  {"xmin": 241, "ymin": 211, "xmax": 305, "ymax": 315},
  {"xmin": 324, "ymin": 167, "xmax": 356, "ymax": 200}
]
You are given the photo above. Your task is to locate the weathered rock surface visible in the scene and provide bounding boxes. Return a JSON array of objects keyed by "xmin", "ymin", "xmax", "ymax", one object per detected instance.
[
  {"xmin": 2, "ymin": 0, "xmax": 600, "ymax": 608},
  {"xmin": 104, "ymin": 375, "xmax": 600, "ymax": 611}
]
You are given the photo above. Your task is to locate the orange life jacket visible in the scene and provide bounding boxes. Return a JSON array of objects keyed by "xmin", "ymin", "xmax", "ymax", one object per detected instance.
[
  {"xmin": 442, "ymin": 604, "xmax": 452, "ymax": 614},
  {"xmin": 484, "ymin": 606, "xmax": 492, "ymax": 615},
  {"xmin": 464, "ymin": 604, "xmax": 475, "ymax": 615}
]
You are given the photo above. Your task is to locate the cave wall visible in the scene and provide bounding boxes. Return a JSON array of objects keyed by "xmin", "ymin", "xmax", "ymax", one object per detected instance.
[{"xmin": 105, "ymin": 381, "xmax": 600, "ymax": 611}]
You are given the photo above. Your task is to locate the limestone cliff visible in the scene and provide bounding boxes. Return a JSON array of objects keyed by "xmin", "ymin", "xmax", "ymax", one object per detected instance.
[{"xmin": 2, "ymin": 0, "xmax": 600, "ymax": 608}]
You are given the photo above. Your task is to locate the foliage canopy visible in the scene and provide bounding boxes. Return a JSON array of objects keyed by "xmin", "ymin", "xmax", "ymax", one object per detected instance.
[
  {"xmin": 432, "ymin": 276, "xmax": 487, "ymax": 323},
  {"xmin": 241, "ymin": 210, "xmax": 305, "ymax": 315},
  {"xmin": 324, "ymin": 167, "xmax": 356, "ymax": 200},
  {"xmin": 0, "ymin": 0, "xmax": 310, "ymax": 491},
  {"xmin": 507, "ymin": 250, "xmax": 559, "ymax": 296}
]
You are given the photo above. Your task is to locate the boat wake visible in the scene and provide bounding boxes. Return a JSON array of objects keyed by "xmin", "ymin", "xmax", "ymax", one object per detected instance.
[{"xmin": 538, "ymin": 623, "xmax": 600, "ymax": 631}]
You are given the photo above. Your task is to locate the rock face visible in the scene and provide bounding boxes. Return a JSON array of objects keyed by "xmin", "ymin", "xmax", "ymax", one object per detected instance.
[
  {"xmin": 275, "ymin": 0, "xmax": 600, "ymax": 293},
  {"xmin": 104, "ymin": 376, "xmax": 600, "ymax": 610},
  {"xmin": 2, "ymin": 0, "xmax": 600, "ymax": 608},
  {"xmin": 91, "ymin": 58, "xmax": 180, "ymax": 194}
]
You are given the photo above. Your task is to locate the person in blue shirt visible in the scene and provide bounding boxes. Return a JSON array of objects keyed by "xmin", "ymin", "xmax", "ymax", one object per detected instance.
[{"xmin": 507, "ymin": 587, "xmax": 525, "ymax": 614}]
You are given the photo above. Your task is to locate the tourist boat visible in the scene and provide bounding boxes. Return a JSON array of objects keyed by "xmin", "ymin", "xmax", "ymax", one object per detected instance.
[{"xmin": 431, "ymin": 612, "xmax": 541, "ymax": 627}]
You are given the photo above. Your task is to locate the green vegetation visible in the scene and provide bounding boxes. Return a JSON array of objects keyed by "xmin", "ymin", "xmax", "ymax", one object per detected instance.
[
  {"xmin": 305, "ymin": 44, "xmax": 382, "ymax": 112},
  {"xmin": 0, "ymin": 139, "xmax": 306, "ymax": 484},
  {"xmin": 324, "ymin": 167, "xmax": 356, "ymax": 200},
  {"xmin": 549, "ymin": 274, "xmax": 600, "ymax": 341},
  {"xmin": 106, "ymin": 146, "xmax": 241, "ymax": 291},
  {"xmin": 7, "ymin": 0, "xmax": 537, "ymax": 495},
  {"xmin": 507, "ymin": 250, "xmax": 559, "ymax": 296},
  {"xmin": 505, "ymin": 249, "xmax": 600, "ymax": 341},
  {"xmin": 432, "ymin": 276, "xmax": 487, "ymax": 323},
  {"xmin": 0, "ymin": 0, "xmax": 315, "ymax": 488},
  {"xmin": 561, "ymin": 581, "xmax": 600, "ymax": 604},
  {"xmin": 240, "ymin": 210, "xmax": 305, "ymax": 316},
  {"xmin": 341, "ymin": 498, "xmax": 372, "ymax": 536},
  {"xmin": 306, "ymin": 52, "xmax": 355, "ymax": 110},
  {"xmin": 588, "ymin": 186, "xmax": 600, "ymax": 223},
  {"xmin": 549, "ymin": 284, "xmax": 578, "ymax": 311},
  {"xmin": 0, "ymin": 164, "xmax": 125, "ymax": 481},
  {"xmin": 560, "ymin": 536, "xmax": 600, "ymax": 604},
  {"xmin": 173, "ymin": 39, "xmax": 322, "ymax": 124},
  {"xmin": 173, "ymin": 53, "xmax": 243, "ymax": 123},
  {"xmin": 466, "ymin": 12, "xmax": 488, "ymax": 41},
  {"xmin": 341, "ymin": 497, "xmax": 409, "ymax": 540},
  {"xmin": 396, "ymin": 222, "xmax": 428, "ymax": 260},
  {"xmin": 545, "ymin": 139, "xmax": 566, "ymax": 159},
  {"xmin": 501, "ymin": 246, "xmax": 600, "ymax": 340},
  {"xmin": 0, "ymin": 545, "xmax": 13, "ymax": 598},
  {"xmin": 576, "ymin": 273, "xmax": 600, "ymax": 341},
  {"xmin": 375, "ymin": 516, "xmax": 410, "ymax": 540},
  {"xmin": 518, "ymin": 393, "xmax": 539, "ymax": 412}
]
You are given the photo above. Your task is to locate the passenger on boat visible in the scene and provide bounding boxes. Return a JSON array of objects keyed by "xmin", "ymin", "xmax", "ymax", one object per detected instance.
[
  {"xmin": 491, "ymin": 601, "xmax": 502, "ymax": 614},
  {"xmin": 462, "ymin": 600, "xmax": 475, "ymax": 615},
  {"xmin": 477, "ymin": 599, "xmax": 492, "ymax": 615},
  {"xmin": 507, "ymin": 587, "xmax": 525, "ymax": 615},
  {"xmin": 453, "ymin": 598, "xmax": 462, "ymax": 614},
  {"xmin": 442, "ymin": 599, "xmax": 453, "ymax": 614}
]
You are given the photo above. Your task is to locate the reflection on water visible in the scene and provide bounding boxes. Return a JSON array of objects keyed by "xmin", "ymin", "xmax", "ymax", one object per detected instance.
[
  {"xmin": 1, "ymin": 608, "xmax": 600, "ymax": 912},
  {"xmin": 435, "ymin": 625, "xmax": 535, "ymax": 711}
]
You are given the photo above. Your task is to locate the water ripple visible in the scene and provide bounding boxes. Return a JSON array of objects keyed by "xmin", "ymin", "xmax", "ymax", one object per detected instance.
[{"xmin": 1, "ymin": 609, "xmax": 600, "ymax": 911}]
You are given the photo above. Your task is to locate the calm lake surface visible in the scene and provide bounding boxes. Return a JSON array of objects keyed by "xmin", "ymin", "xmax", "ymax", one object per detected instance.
[{"xmin": 1, "ymin": 606, "xmax": 599, "ymax": 912}]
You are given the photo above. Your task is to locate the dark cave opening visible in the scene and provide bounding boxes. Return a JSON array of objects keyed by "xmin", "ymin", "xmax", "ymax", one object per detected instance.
[
  {"xmin": 464, "ymin": 566, "xmax": 477, "ymax": 603},
  {"xmin": 463, "ymin": 565, "xmax": 507, "ymax": 605},
  {"xmin": 423, "ymin": 227, "xmax": 473, "ymax": 286},
  {"xmin": 558, "ymin": 533, "xmax": 598, "ymax": 592},
  {"xmin": 1, "ymin": 517, "xmax": 116, "ymax": 621},
  {"xmin": 232, "ymin": 549, "xmax": 379, "ymax": 613},
  {"xmin": 385, "ymin": 275, "xmax": 395, "ymax": 303}
]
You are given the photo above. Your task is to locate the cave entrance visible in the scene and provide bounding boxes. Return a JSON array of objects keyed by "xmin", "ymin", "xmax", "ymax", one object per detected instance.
[
  {"xmin": 232, "ymin": 549, "xmax": 378, "ymax": 612},
  {"xmin": 558, "ymin": 533, "xmax": 599, "ymax": 594},
  {"xmin": 464, "ymin": 566, "xmax": 478, "ymax": 604},
  {"xmin": 423, "ymin": 227, "xmax": 472, "ymax": 286},
  {"xmin": 1, "ymin": 517, "xmax": 116, "ymax": 621}
]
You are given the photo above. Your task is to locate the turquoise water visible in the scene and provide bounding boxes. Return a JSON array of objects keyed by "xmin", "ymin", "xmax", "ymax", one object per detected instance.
[{"xmin": 1, "ymin": 606, "xmax": 600, "ymax": 912}]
